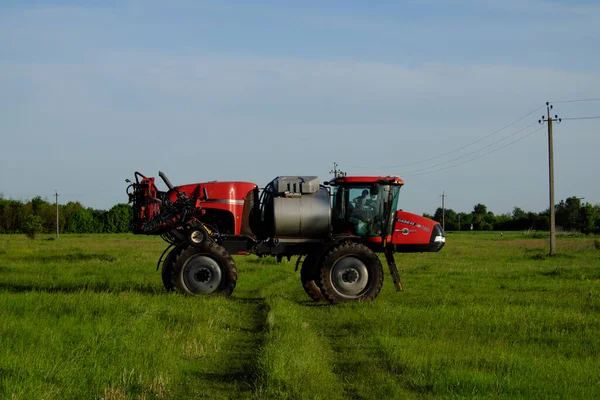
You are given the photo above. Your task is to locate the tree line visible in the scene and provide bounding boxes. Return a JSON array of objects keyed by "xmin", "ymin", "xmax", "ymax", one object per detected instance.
[
  {"xmin": 425, "ymin": 196, "xmax": 600, "ymax": 234},
  {"xmin": 1, "ymin": 194, "xmax": 599, "ymax": 237},
  {"xmin": 0, "ymin": 195, "xmax": 132, "ymax": 237}
]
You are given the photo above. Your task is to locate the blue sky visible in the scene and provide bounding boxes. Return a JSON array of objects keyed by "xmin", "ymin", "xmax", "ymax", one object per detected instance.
[{"xmin": 1, "ymin": 0, "xmax": 599, "ymax": 215}]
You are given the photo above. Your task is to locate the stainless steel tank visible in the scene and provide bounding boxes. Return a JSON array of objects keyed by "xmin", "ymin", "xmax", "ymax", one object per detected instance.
[{"xmin": 271, "ymin": 188, "xmax": 331, "ymax": 238}]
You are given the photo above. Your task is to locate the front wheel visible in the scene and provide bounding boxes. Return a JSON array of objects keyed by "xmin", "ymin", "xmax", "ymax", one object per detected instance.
[
  {"xmin": 318, "ymin": 242, "xmax": 383, "ymax": 303},
  {"xmin": 173, "ymin": 242, "xmax": 237, "ymax": 297}
]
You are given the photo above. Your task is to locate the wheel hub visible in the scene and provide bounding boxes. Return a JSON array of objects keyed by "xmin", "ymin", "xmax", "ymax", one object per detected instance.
[
  {"xmin": 341, "ymin": 269, "xmax": 359, "ymax": 284},
  {"xmin": 194, "ymin": 267, "xmax": 212, "ymax": 283},
  {"xmin": 330, "ymin": 256, "xmax": 369, "ymax": 298},
  {"xmin": 183, "ymin": 255, "xmax": 222, "ymax": 294},
  {"xmin": 191, "ymin": 231, "xmax": 203, "ymax": 243},
  {"xmin": 189, "ymin": 229, "xmax": 205, "ymax": 246}
]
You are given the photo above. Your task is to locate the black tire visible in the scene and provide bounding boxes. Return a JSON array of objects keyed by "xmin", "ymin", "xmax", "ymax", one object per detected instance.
[
  {"xmin": 161, "ymin": 244, "xmax": 186, "ymax": 292},
  {"xmin": 300, "ymin": 253, "xmax": 325, "ymax": 302},
  {"xmin": 318, "ymin": 242, "xmax": 384, "ymax": 303},
  {"xmin": 173, "ymin": 242, "xmax": 237, "ymax": 297}
]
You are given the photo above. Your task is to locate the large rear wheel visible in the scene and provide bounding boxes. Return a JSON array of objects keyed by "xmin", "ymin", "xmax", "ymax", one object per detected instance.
[
  {"xmin": 318, "ymin": 242, "xmax": 383, "ymax": 303},
  {"xmin": 300, "ymin": 253, "xmax": 325, "ymax": 302},
  {"xmin": 173, "ymin": 242, "xmax": 237, "ymax": 297}
]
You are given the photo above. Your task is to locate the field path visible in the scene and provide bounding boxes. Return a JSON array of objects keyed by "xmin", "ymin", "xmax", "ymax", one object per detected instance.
[{"xmin": 178, "ymin": 296, "xmax": 270, "ymax": 399}]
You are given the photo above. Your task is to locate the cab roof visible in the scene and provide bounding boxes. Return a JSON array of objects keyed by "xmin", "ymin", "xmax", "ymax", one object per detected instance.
[{"xmin": 328, "ymin": 176, "xmax": 404, "ymax": 186}]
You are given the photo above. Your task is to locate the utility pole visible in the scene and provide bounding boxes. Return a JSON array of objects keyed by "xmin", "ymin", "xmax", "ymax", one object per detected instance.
[
  {"xmin": 539, "ymin": 102, "xmax": 561, "ymax": 256},
  {"xmin": 329, "ymin": 162, "xmax": 346, "ymax": 178},
  {"xmin": 440, "ymin": 191, "xmax": 446, "ymax": 231},
  {"xmin": 55, "ymin": 190, "xmax": 59, "ymax": 239}
]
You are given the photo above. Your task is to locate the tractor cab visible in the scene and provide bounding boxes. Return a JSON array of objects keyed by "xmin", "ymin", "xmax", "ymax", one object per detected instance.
[{"xmin": 329, "ymin": 176, "xmax": 403, "ymax": 238}]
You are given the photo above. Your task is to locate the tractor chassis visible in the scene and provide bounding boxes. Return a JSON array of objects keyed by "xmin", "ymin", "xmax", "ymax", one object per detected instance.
[{"xmin": 158, "ymin": 225, "xmax": 404, "ymax": 303}]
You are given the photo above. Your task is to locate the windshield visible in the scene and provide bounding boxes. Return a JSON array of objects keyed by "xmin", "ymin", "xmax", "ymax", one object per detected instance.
[{"xmin": 332, "ymin": 184, "xmax": 400, "ymax": 237}]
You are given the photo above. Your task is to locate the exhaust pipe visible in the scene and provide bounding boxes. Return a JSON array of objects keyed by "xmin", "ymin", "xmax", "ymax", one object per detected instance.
[{"xmin": 158, "ymin": 171, "xmax": 174, "ymax": 190}]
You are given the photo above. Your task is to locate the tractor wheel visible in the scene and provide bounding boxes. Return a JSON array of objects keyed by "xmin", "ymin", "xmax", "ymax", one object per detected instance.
[
  {"xmin": 161, "ymin": 244, "xmax": 186, "ymax": 292},
  {"xmin": 300, "ymin": 253, "xmax": 325, "ymax": 302},
  {"xmin": 318, "ymin": 242, "xmax": 384, "ymax": 303},
  {"xmin": 173, "ymin": 242, "xmax": 237, "ymax": 297}
]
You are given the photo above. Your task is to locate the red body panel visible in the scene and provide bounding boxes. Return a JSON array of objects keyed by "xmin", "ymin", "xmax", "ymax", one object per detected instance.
[
  {"xmin": 137, "ymin": 177, "xmax": 161, "ymax": 222},
  {"xmin": 392, "ymin": 211, "xmax": 437, "ymax": 245},
  {"xmin": 167, "ymin": 181, "xmax": 257, "ymax": 234}
]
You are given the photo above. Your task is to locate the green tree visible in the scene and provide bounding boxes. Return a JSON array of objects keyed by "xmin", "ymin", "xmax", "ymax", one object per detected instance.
[
  {"xmin": 510, "ymin": 207, "xmax": 531, "ymax": 230},
  {"xmin": 512, "ymin": 207, "xmax": 526, "ymax": 220},
  {"xmin": 579, "ymin": 203, "xmax": 596, "ymax": 234},
  {"xmin": 3, "ymin": 200, "xmax": 25, "ymax": 233},
  {"xmin": 23, "ymin": 214, "xmax": 43, "ymax": 239},
  {"xmin": 0, "ymin": 198, "xmax": 6, "ymax": 233},
  {"xmin": 71, "ymin": 208, "xmax": 95, "ymax": 233},
  {"xmin": 433, "ymin": 207, "xmax": 458, "ymax": 230},
  {"xmin": 28, "ymin": 196, "xmax": 56, "ymax": 234},
  {"xmin": 494, "ymin": 213, "xmax": 512, "ymax": 231},
  {"xmin": 456, "ymin": 212, "xmax": 470, "ymax": 231},
  {"xmin": 61, "ymin": 202, "xmax": 84, "ymax": 233},
  {"xmin": 471, "ymin": 204, "xmax": 493, "ymax": 230},
  {"xmin": 473, "ymin": 203, "xmax": 487, "ymax": 216},
  {"xmin": 91, "ymin": 209, "xmax": 106, "ymax": 233},
  {"xmin": 556, "ymin": 197, "xmax": 583, "ymax": 231},
  {"xmin": 106, "ymin": 204, "xmax": 132, "ymax": 233}
]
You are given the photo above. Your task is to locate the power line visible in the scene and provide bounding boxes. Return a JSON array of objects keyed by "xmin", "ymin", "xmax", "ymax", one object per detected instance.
[
  {"xmin": 402, "ymin": 122, "xmax": 538, "ymax": 175},
  {"xmin": 551, "ymin": 97, "xmax": 600, "ymax": 104},
  {"xmin": 351, "ymin": 104, "xmax": 545, "ymax": 170},
  {"xmin": 404, "ymin": 126, "xmax": 545, "ymax": 177},
  {"xmin": 561, "ymin": 116, "xmax": 600, "ymax": 120}
]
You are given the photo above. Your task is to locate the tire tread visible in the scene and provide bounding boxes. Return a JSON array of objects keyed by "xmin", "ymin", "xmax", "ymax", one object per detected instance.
[{"xmin": 173, "ymin": 241, "xmax": 237, "ymax": 297}]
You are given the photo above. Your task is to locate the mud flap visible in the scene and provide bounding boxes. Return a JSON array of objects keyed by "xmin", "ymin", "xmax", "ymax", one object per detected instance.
[{"xmin": 384, "ymin": 249, "xmax": 404, "ymax": 292}]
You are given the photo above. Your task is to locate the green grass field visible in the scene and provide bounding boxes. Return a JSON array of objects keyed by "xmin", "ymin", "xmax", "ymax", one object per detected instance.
[{"xmin": 1, "ymin": 232, "xmax": 599, "ymax": 399}]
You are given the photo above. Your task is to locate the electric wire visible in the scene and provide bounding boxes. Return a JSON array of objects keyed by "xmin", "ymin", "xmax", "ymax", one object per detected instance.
[
  {"xmin": 401, "ymin": 122, "xmax": 539, "ymax": 175},
  {"xmin": 350, "ymin": 104, "xmax": 545, "ymax": 170},
  {"xmin": 345, "ymin": 103, "xmax": 594, "ymax": 179},
  {"xmin": 404, "ymin": 126, "xmax": 545, "ymax": 177},
  {"xmin": 560, "ymin": 116, "xmax": 600, "ymax": 120},
  {"xmin": 402, "ymin": 111, "xmax": 597, "ymax": 177},
  {"xmin": 551, "ymin": 97, "xmax": 600, "ymax": 104}
]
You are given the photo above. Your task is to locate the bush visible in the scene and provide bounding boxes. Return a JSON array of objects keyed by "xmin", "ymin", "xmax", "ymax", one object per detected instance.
[
  {"xmin": 23, "ymin": 214, "xmax": 43, "ymax": 239},
  {"xmin": 594, "ymin": 240, "xmax": 600, "ymax": 250}
]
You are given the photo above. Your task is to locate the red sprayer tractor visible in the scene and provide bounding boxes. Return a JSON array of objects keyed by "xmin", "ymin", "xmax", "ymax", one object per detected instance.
[{"xmin": 126, "ymin": 171, "xmax": 445, "ymax": 303}]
